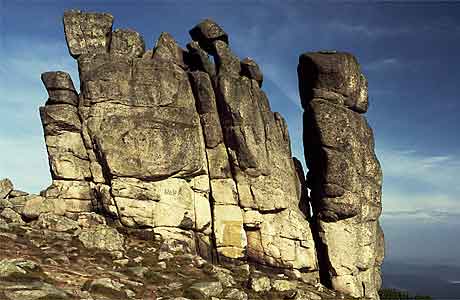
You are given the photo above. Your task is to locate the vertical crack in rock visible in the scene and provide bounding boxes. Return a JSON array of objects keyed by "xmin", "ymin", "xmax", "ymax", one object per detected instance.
[
  {"xmin": 298, "ymin": 51, "xmax": 384, "ymax": 299},
  {"xmin": 190, "ymin": 19, "xmax": 319, "ymax": 276}
]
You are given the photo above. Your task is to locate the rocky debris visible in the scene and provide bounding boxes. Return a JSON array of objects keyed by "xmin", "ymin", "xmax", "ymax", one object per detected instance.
[
  {"xmin": 272, "ymin": 279, "xmax": 297, "ymax": 292},
  {"xmin": 82, "ymin": 277, "xmax": 129, "ymax": 298},
  {"xmin": 78, "ymin": 225, "xmax": 125, "ymax": 253},
  {"xmin": 224, "ymin": 288, "xmax": 248, "ymax": 300},
  {"xmin": 0, "ymin": 179, "xmax": 13, "ymax": 199},
  {"xmin": 0, "ymin": 209, "xmax": 23, "ymax": 224},
  {"xmin": 0, "ymin": 259, "xmax": 43, "ymax": 282},
  {"xmin": 0, "ymin": 211, "xmax": 346, "ymax": 300},
  {"xmin": 8, "ymin": 190, "xmax": 28, "ymax": 198},
  {"xmin": 298, "ymin": 51, "xmax": 383, "ymax": 299},
  {"xmin": 2, "ymin": 282, "xmax": 69, "ymax": 300},
  {"xmin": 34, "ymin": 213, "xmax": 81, "ymax": 233},
  {"xmin": 250, "ymin": 276, "xmax": 272, "ymax": 293},
  {"xmin": 210, "ymin": 265, "xmax": 236, "ymax": 287},
  {"xmin": 185, "ymin": 281, "xmax": 223, "ymax": 298}
]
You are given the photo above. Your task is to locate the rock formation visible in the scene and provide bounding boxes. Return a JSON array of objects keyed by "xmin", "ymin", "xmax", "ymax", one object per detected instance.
[
  {"xmin": 0, "ymin": 10, "xmax": 385, "ymax": 300},
  {"xmin": 298, "ymin": 51, "xmax": 384, "ymax": 299},
  {"xmin": 38, "ymin": 9, "xmax": 320, "ymax": 283}
]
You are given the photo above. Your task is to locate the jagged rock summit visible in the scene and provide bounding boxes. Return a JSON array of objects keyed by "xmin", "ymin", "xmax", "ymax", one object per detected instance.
[{"xmin": 0, "ymin": 10, "xmax": 384, "ymax": 300}]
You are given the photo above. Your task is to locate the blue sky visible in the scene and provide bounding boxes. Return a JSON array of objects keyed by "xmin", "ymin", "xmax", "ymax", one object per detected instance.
[{"xmin": 1, "ymin": 1, "xmax": 460, "ymax": 267}]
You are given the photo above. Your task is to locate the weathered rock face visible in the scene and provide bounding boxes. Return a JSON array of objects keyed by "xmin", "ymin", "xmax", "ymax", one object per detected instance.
[
  {"xmin": 33, "ymin": 10, "xmax": 384, "ymax": 300},
  {"xmin": 0, "ymin": 179, "xmax": 13, "ymax": 199},
  {"xmin": 298, "ymin": 51, "xmax": 384, "ymax": 299},
  {"xmin": 37, "ymin": 10, "xmax": 319, "ymax": 282}
]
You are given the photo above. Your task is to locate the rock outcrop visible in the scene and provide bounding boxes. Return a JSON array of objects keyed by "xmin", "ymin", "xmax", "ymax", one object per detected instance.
[
  {"xmin": 0, "ymin": 10, "xmax": 385, "ymax": 300},
  {"xmin": 37, "ymin": 9, "xmax": 320, "ymax": 284},
  {"xmin": 298, "ymin": 51, "xmax": 384, "ymax": 299}
]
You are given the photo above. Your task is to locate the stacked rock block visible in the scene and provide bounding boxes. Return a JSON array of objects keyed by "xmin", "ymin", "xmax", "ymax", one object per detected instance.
[
  {"xmin": 38, "ymin": 10, "xmax": 319, "ymax": 280},
  {"xmin": 298, "ymin": 52, "xmax": 384, "ymax": 299},
  {"xmin": 40, "ymin": 71, "xmax": 95, "ymax": 215}
]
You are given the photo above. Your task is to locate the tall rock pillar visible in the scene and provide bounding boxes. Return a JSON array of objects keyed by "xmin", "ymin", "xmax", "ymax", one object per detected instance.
[
  {"xmin": 40, "ymin": 71, "xmax": 95, "ymax": 214},
  {"xmin": 298, "ymin": 52, "xmax": 384, "ymax": 299}
]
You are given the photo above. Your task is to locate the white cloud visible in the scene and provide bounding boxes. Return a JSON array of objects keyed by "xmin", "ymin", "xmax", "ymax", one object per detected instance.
[
  {"xmin": 379, "ymin": 148, "xmax": 460, "ymax": 223},
  {"xmin": 363, "ymin": 58, "xmax": 400, "ymax": 71},
  {"xmin": 379, "ymin": 148, "xmax": 460, "ymax": 192},
  {"xmin": 262, "ymin": 63, "xmax": 302, "ymax": 109},
  {"xmin": 327, "ymin": 21, "xmax": 411, "ymax": 38}
]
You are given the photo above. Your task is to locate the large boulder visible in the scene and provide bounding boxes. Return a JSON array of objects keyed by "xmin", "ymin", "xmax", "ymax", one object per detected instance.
[
  {"xmin": 0, "ymin": 178, "xmax": 13, "ymax": 199},
  {"xmin": 41, "ymin": 71, "xmax": 79, "ymax": 106},
  {"xmin": 63, "ymin": 10, "xmax": 113, "ymax": 58},
  {"xmin": 189, "ymin": 19, "xmax": 228, "ymax": 54},
  {"xmin": 298, "ymin": 51, "xmax": 368, "ymax": 113}
]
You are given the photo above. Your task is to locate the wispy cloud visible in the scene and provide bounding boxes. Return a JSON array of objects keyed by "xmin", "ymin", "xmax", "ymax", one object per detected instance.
[
  {"xmin": 379, "ymin": 148, "xmax": 460, "ymax": 223},
  {"xmin": 262, "ymin": 63, "xmax": 302, "ymax": 109},
  {"xmin": 328, "ymin": 17, "xmax": 460, "ymax": 39},
  {"xmin": 363, "ymin": 58, "xmax": 400, "ymax": 71},
  {"xmin": 383, "ymin": 208, "xmax": 460, "ymax": 223},
  {"xmin": 327, "ymin": 21, "xmax": 412, "ymax": 38},
  {"xmin": 380, "ymin": 148, "xmax": 460, "ymax": 192}
]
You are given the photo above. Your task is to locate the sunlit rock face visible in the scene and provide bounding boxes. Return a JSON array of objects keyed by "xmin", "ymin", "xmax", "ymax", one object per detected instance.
[
  {"xmin": 298, "ymin": 51, "xmax": 384, "ymax": 299},
  {"xmin": 37, "ymin": 11, "xmax": 385, "ymax": 299},
  {"xmin": 38, "ymin": 10, "xmax": 319, "ymax": 281}
]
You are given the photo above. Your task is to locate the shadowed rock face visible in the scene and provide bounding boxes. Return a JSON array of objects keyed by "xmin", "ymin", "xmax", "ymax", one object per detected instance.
[
  {"xmin": 37, "ymin": 10, "xmax": 319, "ymax": 283},
  {"xmin": 35, "ymin": 10, "xmax": 384, "ymax": 300},
  {"xmin": 298, "ymin": 52, "xmax": 384, "ymax": 299}
]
